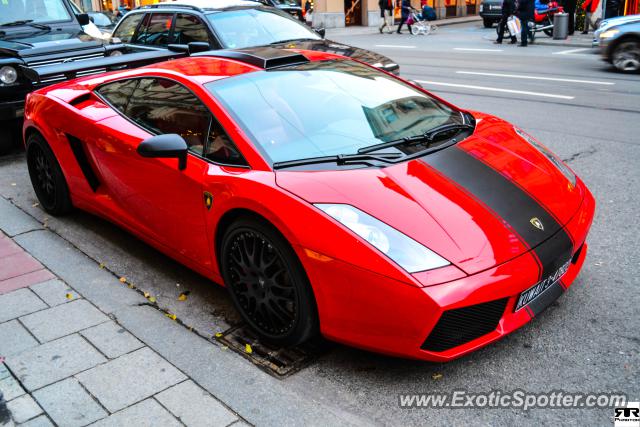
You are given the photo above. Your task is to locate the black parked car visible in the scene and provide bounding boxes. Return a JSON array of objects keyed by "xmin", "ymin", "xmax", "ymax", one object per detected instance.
[
  {"xmin": 0, "ymin": 0, "xmax": 117, "ymax": 153},
  {"xmin": 111, "ymin": 1, "xmax": 399, "ymax": 74},
  {"xmin": 479, "ymin": 0, "xmax": 503, "ymax": 27}
]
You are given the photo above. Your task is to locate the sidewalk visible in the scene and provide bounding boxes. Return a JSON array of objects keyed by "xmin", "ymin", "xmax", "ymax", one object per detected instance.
[
  {"xmin": 0, "ymin": 196, "xmax": 364, "ymax": 427},
  {"xmin": 325, "ymin": 15, "xmax": 481, "ymax": 37},
  {"xmin": 532, "ymin": 32, "xmax": 595, "ymax": 48}
]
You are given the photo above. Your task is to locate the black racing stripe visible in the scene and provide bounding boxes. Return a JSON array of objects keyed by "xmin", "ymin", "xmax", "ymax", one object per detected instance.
[
  {"xmin": 526, "ymin": 280, "xmax": 565, "ymax": 316},
  {"xmin": 422, "ymin": 146, "xmax": 573, "ymax": 280}
]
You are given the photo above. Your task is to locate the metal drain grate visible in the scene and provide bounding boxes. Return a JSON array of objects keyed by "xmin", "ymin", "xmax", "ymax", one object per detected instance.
[{"xmin": 215, "ymin": 326, "xmax": 330, "ymax": 377}]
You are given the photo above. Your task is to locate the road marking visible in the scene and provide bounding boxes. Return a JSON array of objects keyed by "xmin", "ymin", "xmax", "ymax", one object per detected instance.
[
  {"xmin": 415, "ymin": 80, "xmax": 575, "ymax": 99},
  {"xmin": 375, "ymin": 44, "xmax": 416, "ymax": 49},
  {"xmin": 456, "ymin": 71, "xmax": 615, "ymax": 85},
  {"xmin": 553, "ymin": 48, "xmax": 593, "ymax": 55},
  {"xmin": 453, "ymin": 47, "xmax": 503, "ymax": 52}
]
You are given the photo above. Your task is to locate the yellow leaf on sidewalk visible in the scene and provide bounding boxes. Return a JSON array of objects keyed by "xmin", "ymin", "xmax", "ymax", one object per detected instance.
[
  {"xmin": 99, "ymin": 263, "xmax": 105, "ymax": 269},
  {"xmin": 65, "ymin": 293, "xmax": 73, "ymax": 300},
  {"xmin": 148, "ymin": 296, "xmax": 156, "ymax": 303},
  {"xmin": 245, "ymin": 343, "xmax": 253, "ymax": 354},
  {"xmin": 119, "ymin": 277, "xmax": 127, "ymax": 283},
  {"xmin": 214, "ymin": 332, "xmax": 223, "ymax": 338},
  {"xmin": 166, "ymin": 313, "xmax": 177, "ymax": 321},
  {"xmin": 432, "ymin": 373, "xmax": 443, "ymax": 380},
  {"xmin": 178, "ymin": 293, "xmax": 188, "ymax": 301},
  {"xmin": 143, "ymin": 292, "xmax": 150, "ymax": 298}
]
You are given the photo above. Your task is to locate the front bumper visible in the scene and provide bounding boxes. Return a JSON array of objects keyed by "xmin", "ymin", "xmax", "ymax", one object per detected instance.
[
  {"xmin": 304, "ymin": 181, "xmax": 595, "ymax": 361},
  {"xmin": 0, "ymin": 99, "xmax": 25, "ymax": 121}
]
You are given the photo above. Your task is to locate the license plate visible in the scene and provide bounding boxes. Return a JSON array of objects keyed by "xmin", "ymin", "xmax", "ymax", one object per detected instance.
[{"xmin": 516, "ymin": 260, "xmax": 571, "ymax": 311}]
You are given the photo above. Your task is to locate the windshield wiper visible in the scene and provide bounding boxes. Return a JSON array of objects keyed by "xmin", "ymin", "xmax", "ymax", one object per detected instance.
[
  {"xmin": 272, "ymin": 152, "xmax": 404, "ymax": 170},
  {"xmin": 358, "ymin": 123, "xmax": 474, "ymax": 155},
  {"xmin": 0, "ymin": 20, "xmax": 51, "ymax": 30}
]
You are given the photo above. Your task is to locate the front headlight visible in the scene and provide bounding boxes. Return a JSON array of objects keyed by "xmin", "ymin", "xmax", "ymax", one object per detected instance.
[
  {"xmin": 315, "ymin": 204, "xmax": 450, "ymax": 273},
  {"xmin": 599, "ymin": 29, "xmax": 619, "ymax": 39},
  {"xmin": 0, "ymin": 66, "xmax": 18, "ymax": 85},
  {"xmin": 514, "ymin": 127, "xmax": 576, "ymax": 187}
]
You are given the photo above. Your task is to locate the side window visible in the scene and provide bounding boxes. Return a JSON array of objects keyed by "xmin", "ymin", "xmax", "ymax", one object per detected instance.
[
  {"xmin": 205, "ymin": 120, "xmax": 248, "ymax": 166},
  {"xmin": 126, "ymin": 78, "xmax": 210, "ymax": 156},
  {"xmin": 134, "ymin": 13, "xmax": 174, "ymax": 47},
  {"xmin": 173, "ymin": 14, "xmax": 209, "ymax": 45},
  {"xmin": 112, "ymin": 12, "xmax": 144, "ymax": 43},
  {"xmin": 96, "ymin": 79, "xmax": 139, "ymax": 113}
]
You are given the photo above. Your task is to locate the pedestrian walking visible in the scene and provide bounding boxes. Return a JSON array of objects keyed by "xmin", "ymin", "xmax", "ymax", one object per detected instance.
[
  {"xmin": 379, "ymin": 0, "xmax": 394, "ymax": 33},
  {"xmin": 517, "ymin": 0, "xmax": 534, "ymax": 46},
  {"xmin": 562, "ymin": 0, "xmax": 577, "ymax": 35},
  {"xmin": 581, "ymin": 0, "xmax": 600, "ymax": 33},
  {"xmin": 396, "ymin": 0, "xmax": 412, "ymax": 34},
  {"xmin": 495, "ymin": 0, "xmax": 517, "ymax": 44}
]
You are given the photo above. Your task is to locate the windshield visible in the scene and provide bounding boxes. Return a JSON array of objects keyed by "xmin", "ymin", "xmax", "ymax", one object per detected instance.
[
  {"xmin": 206, "ymin": 60, "xmax": 460, "ymax": 164},
  {"xmin": 205, "ymin": 8, "xmax": 319, "ymax": 49},
  {"xmin": 89, "ymin": 13, "xmax": 113, "ymax": 27},
  {"xmin": 0, "ymin": 0, "xmax": 72, "ymax": 26}
]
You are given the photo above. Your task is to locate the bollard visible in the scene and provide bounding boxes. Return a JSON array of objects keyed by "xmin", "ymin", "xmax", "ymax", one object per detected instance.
[{"xmin": 553, "ymin": 12, "xmax": 569, "ymax": 40}]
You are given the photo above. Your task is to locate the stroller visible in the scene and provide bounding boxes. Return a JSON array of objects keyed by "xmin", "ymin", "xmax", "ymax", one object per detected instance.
[{"xmin": 406, "ymin": 7, "xmax": 438, "ymax": 35}]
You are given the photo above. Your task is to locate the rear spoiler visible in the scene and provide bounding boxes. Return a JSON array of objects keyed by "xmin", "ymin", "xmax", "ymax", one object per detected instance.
[{"xmin": 20, "ymin": 48, "xmax": 189, "ymax": 84}]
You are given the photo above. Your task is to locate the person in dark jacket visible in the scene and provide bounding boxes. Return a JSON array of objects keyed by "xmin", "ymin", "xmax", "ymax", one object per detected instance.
[
  {"xmin": 517, "ymin": 0, "xmax": 535, "ymax": 46},
  {"xmin": 379, "ymin": 0, "xmax": 394, "ymax": 33},
  {"xmin": 495, "ymin": 0, "xmax": 517, "ymax": 44},
  {"xmin": 396, "ymin": 0, "xmax": 412, "ymax": 34},
  {"xmin": 562, "ymin": 0, "xmax": 577, "ymax": 34}
]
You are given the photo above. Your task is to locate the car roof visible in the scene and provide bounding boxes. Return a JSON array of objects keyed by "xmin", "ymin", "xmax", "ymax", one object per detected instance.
[{"xmin": 145, "ymin": 0, "xmax": 264, "ymax": 12}]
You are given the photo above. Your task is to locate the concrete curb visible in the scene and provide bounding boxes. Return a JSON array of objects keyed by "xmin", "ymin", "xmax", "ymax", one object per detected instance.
[{"xmin": 326, "ymin": 15, "xmax": 481, "ymax": 36}]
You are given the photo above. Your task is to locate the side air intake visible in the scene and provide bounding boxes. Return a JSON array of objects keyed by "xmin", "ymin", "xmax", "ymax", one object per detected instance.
[{"xmin": 196, "ymin": 47, "xmax": 309, "ymax": 70}]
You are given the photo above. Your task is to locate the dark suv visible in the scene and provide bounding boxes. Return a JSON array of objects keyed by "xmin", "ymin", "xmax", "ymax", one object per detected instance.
[
  {"xmin": 0, "ymin": 0, "xmax": 117, "ymax": 152},
  {"xmin": 111, "ymin": 2, "xmax": 399, "ymax": 75},
  {"xmin": 479, "ymin": 0, "xmax": 503, "ymax": 27}
]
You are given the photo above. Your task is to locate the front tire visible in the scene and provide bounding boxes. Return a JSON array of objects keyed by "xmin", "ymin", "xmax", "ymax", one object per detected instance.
[
  {"xmin": 612, "ymin": 40, "xmax": 640, "ymax": 73},
  {"xmin": 26, "ymin": 132, "xmax": 73, "ymax": 215},
  {"xmin": 220, "ymin": 217, "xmax": 319, "ymax": 347}
]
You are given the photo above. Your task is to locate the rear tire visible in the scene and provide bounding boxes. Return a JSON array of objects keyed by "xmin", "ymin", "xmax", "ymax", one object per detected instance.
[
  {"xmin": 612, "ymin": 40, "xmax": 640, "ymax": 73},
  {"xmin": 26, "ymin": 132, "xmax": 73, "ymax": 215},
  {"xmin": 543, "ymin": 16, "xmax": 553, "ymax": 37},
  {"xmin": 220, "ymin": 216, "xmax": 319, "ymax": 347},
  {"xmin": 483, "ymin": 18, "xmax": 493, "ymax": 28}
]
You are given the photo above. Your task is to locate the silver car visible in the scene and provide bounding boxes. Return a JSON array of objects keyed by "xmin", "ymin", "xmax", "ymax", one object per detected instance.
[{"xmin": 598, "ymin": 19, "xmax": 640, "ymax": 72}]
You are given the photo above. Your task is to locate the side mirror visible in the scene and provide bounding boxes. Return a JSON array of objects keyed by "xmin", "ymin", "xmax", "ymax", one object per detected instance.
[
  {"xmin": 315, "ymin": 27, "xmax": 326, "ymax": 38},
  {"xmin": 77, "ymin": 13, "xmax": 91, "ymax": 26},
  {"xmin": 137, "ymin": 134, "xmax": 188, "ymax": 170}
]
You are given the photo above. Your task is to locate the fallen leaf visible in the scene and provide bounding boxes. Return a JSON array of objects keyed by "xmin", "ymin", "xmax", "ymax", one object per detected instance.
[
  {"xmin": 166, "ymin": 313, "xmax": 177, "ymax": 321},
  {"xmin": 432, "ymin": 373, "xmax": 443, "ymax": 380},
  {"xmin": 99, "ymin": 263, "xmax": 105, "ymax": 269},
  {"xmin": 32, "ymin": 203, "xmax": 39, "ymax": 208},
  {"xmin": 65, "ymin": 293, "xmax": 73, "ymax": 300},
  {"xmin": 119, "ymin": 277, "xmax": 127, "ymax": 283},
  {"xmin": 143, "ymin": 292, "xmax": 150, "ymax": 298},
  {"xmin": 148, "ymin": 296, "xmax": 156, "ymax": 303},
  {"xmin": 245, "ymin": 343, "xmax": 253, "ymax": 354},
  {"xmin": 214, "ymin": 332, "xmax": 223, "ymax": 338},
  {"xmin": 178, "ymin": 291, "xmax": 190, "ymax": 301},
  {"xmin": 128, "ymin": 283, "xmax": 134, "ymax": 289},
  {"xmin": 221, "ymin": 346, "xmax": 228, "ymax": 350}
]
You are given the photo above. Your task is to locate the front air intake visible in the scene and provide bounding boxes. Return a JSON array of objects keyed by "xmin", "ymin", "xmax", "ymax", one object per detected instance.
[{"xmin": 421, "ymin": 298, "xmax": 508, "ymax": 352}]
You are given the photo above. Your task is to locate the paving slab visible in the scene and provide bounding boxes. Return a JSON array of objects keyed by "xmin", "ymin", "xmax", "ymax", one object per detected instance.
[
  {"xmin": 0, "ymin": 198, "xmax": 42, "ymax": 237},
  {"xmin": 0, "ymin": 235, "xmax": 21, "ymax": 258},
  {"xmin": 76, "ymin": 347, "xmax": 186, "ymax": 413},
  {"xmin": 29, "ymin": 279, "xmax": 79, "ymax": 307},
  {"xmin": 113, "ymin": 305, "xmax": 365, "ymax": 427},
  {"xmin": 33, "ymin": 378, "xmax": 107, "ymax": 427},
  {"xmin": 13, "ymin": 231, "xmax": 147, "ymax": 315},
  {"xmin": 155, "ymin": 380, "xmax": 238, "ymax": 427},
  {"xmin": 0, "ymin": 320, "xmax": 39, "ymax": 358},
  {"xmin": 0, "ymin": 375, "xmax": 26, "ymax": 402},
  {"xmin": 6, "ymin": 394, "xmax": 42, "ymax": 424},
  {"xmin": 19, "ymin": 300, "xmax": 109, "ymax": 343},
  {"xmin": 6, "ymin": 334, "xmax": 106, "ymax": 391},
  {"xmin": 91, "ymin": 398, "xmax": 181, "ymax": 427},
  {"xmin": 0, "ymin": 270, "xmax": 55, "ymax": 296},
  {"xmin": 18, "ymin": 415, "xmax": 54, "ymax": 427},
  {"xmin": 79, "ymin": 321, "xmax": 143, "ymax": 360},
  {"xmin": 0, "ymin": 289, "xmax": 47, "ymax": 324},
  {"xmin": 0, "ymin": 252, "xmax": 43, "ymax": 283}
]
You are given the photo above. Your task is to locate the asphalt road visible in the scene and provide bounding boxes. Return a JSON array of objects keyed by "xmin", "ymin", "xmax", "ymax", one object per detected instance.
[{"xmin": 1, "ymin": 21, "xmax": 638, "ymax": 426}]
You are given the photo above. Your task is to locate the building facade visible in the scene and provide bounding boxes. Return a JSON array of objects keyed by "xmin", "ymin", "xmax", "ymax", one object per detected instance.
[{"xmin": 312, "ymin": 0, "xmax": 480, "ymax": 28}]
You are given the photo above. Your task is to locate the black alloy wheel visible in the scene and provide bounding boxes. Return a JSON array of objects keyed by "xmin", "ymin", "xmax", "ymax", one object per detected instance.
[
  {"xmin": 26, "ymin": 133, "xmax": 72, "ymax": 215},
  {"xmin": 221, "ymin": 217, "xmax": 318, "ymax": 346}
]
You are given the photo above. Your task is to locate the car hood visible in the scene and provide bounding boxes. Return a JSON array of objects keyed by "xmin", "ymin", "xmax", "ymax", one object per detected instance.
[
  {"xmin": 0, "ymin": 29, "xmax": 103, "ymax": 58},
  {"xmin": 275, "ymin": 114, "xmax": 584, "ymax": 275},
  {"xmin": 268, "ymin": 38, "xmax": 399, "ymax": 72}
]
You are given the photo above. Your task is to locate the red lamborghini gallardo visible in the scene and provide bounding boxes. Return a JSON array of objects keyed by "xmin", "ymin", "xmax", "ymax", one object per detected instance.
[{"xmin": 22, "ymin": 47, "xmax": 594, "ymax": 361}]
